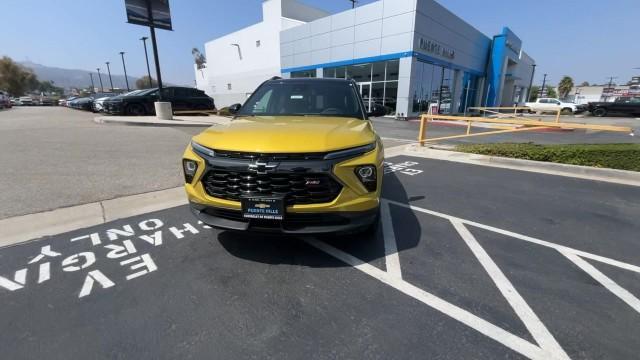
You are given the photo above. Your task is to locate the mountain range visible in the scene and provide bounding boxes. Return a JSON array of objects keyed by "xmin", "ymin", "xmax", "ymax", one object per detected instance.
[{"xmin": 19, "ymin": 61, "xmax": 138, "ymax": 90}]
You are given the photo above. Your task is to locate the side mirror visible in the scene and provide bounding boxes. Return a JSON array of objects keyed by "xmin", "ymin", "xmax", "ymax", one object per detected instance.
[
  {"xmin": 367, "ymin": 103, "xmax": 386, "ymax": 118},
  {"xmin": 228, "ymin": 103, "xmax": 242, "ymax": 114}
]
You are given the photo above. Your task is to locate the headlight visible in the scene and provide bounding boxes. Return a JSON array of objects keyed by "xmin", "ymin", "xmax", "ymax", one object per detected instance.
[
  {"xmin": 355, "ymin": 165, "xmax": 377, "ymax": 192},
  {"xmin": 324, "ymin": 143, "xmax": 375, "ymax": 160},
  {"xmin": 182, "ymin": 159, "xmax": 198, "ymax": 183},
  {"xmin": 191, "ymin": 141, "xmax": 215, "ymax": 157}
]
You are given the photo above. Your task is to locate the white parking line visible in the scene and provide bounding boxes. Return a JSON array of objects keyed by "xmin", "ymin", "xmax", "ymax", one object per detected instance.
[
  {"xmin": 308, "ymin": 200, "xmax": 640, "ymax": 359},
  {"xmin": 304, "ymin": 238, "xmax": 555, "ymax": 360},
  {"xmin": 561, "ymin": 251, "xmax": 640, "ymax": 314},
  {"xmin": 386, "ymin": 199, "xmax": 640, "ymax": 274},
  {"xmin": 451, "ymin": 220, "xmax": 570, "ymax": 360},
  {"xmin": 381, "ymin": 200, "xmax": 402, "ymax": 279}
]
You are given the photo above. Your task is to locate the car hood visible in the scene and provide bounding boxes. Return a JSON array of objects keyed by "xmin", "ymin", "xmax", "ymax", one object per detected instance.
[{"xmin": 192, "ymin": 116, "xmax": 376, "ymax": 153}]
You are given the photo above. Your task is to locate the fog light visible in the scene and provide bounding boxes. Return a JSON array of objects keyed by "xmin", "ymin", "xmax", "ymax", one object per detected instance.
[
  {"xmin": 183, "ymin": 159, "xmax": 198, "ymax": 183},
  {"xmin": 355, "ymin": 165, "xmax": 377, "ymax": 192}
]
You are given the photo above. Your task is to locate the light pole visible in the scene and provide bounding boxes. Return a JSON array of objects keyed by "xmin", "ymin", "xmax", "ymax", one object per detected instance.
[
  {"xmin": 119, "ymin": 52, "xmax": 130, "ymax": 91},
  {"xmin": 140, "ymin": 36, "xmax": 153, "ymax": 88},
  {"xmin": 89, "ymin": 73, "xmax": 95, "ymax": 93},
  {"xmin": 349, "ymin": 0, "xmax": 357, "ymax": 8},
  {"xmin": 527, "ymin": 64, "xmax": 536, "ymax": 101},
  {"xmin": 540, "ymin": 73, "xmax": 548, "ymax": 98},
  {"xmin": 604, "ymin": 76, "xmax": 618, "ymax": 101},
  {"xmin": 105, "ymin": 61, "xmax": 114, "ymax": 92},
  {"xmin": 96, "ymin": 68, "xmax": 104, "ymax": 93}
]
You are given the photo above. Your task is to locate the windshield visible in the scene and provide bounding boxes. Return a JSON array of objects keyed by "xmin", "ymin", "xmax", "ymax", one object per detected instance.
[{"xmin": 237, "ymin": 81, "xmax": 365, "ymax": 119}]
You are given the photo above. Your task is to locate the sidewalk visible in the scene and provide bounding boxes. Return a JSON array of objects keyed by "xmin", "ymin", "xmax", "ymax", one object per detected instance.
[{"xmin": 94, "ymin": 114, "xmax": 232, "ymax": 127}]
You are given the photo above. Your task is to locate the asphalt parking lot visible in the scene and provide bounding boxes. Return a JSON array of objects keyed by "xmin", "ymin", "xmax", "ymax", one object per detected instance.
[{"xmin": 2, "ymin": 154, "xmax": 639, "ymax": 359}]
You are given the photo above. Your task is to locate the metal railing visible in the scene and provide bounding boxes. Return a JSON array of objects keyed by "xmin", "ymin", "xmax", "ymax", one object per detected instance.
[{"xmin": 418, "ymin": 107, "xmax": 633, "ymax": 146}]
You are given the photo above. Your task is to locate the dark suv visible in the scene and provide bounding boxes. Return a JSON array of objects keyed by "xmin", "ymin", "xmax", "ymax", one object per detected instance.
[{"xmin": 103, "ymin": 87, "xmax": 215, "ymax": 115}]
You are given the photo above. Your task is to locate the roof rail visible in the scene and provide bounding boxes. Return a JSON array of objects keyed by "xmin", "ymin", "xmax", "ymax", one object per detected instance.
[{"xmin": 270, "ymin": 76, "xmax": 282, "ymax": 80}]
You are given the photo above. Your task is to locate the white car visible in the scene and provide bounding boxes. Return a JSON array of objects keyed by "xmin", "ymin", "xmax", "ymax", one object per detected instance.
[
  {"xmin": 92, "ymin": 97, "xmax": 111, "ymax": 112},
  {"xmin": 525, "ymin": 98, "xmax": 578, "ymax": 114},
  {"xmin": 18, "ymin": 96, "xmax": 34, "ymax": 106}
]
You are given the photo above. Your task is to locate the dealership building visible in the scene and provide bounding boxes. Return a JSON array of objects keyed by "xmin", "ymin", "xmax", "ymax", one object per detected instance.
[{"xmin": 195, "ymin": 0, "xmax": 536, "ymax": 117}]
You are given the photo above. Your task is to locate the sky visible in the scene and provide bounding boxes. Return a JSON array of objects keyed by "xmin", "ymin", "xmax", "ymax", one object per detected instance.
[{"xmin": 1, "ymin": 0, "xmax": 639, "ymax": 87}]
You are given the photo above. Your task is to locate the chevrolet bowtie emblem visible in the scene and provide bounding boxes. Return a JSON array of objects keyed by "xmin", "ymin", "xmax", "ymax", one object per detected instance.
[
  {"xmin": 254, "ymin": 203, "xmax": 271, "ymax": 209},
  {"xmin": 248, "ymin": 160, "xmax": 278, "ymax": 174}
]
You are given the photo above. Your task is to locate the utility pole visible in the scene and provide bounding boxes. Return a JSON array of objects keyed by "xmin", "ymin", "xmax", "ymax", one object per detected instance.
[
  {"xmin": 89, "ymin": 73, "xmax": 95, "ymax": 93},
  {"xmin": 119, "ymin": 52, "xmax": 130, "ymax": 91},
  {"xmin": 145, "ymin": 0, "xmax": 164, "ymax": 99},
  {"xmin": 540, "ymin": 73, "xmax": 548, "ymax": 98},
  {"xmin": 527, "ymin": 64, "xmax": 536, "ymax": 101},
  {"xmin": 604, "ymin": 76, "xmax": 618, "ymax": 101},
  {"xmin": 349, "ymin": 0, "xmax": 356, "ymax": 8},
  {"xmin": 140, "ymin": 36, "xmax": 153, "ymax": 88},
  {"xmin": 105, "ymin": 61, "xmax": 114, "ymax": 92},
  {"xmin": 96, "ymin": 68, "xmax": 104, "ymax": 93}
]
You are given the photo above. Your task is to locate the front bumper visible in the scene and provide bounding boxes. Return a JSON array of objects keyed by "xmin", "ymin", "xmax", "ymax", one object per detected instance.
[
  {"xmin": 190, "ymin": 202, "xmax": 378, "ymax": 234},
  {"xmin": 183, "ymin": 141, "xmax": 384, "ymax": 234},
  {"xmin": 103, "ymin": 101, "xmax": 125, "ymax": 115}
]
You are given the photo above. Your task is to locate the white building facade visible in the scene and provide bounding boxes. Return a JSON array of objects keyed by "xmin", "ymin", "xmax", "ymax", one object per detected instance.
[{"xmin": 196, "ymin": 0, "xmax": 536, "ymax": 117}]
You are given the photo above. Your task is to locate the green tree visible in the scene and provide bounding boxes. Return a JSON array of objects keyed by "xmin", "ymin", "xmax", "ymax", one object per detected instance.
[
  {"xmin": 0, "ymin": 56, "xmax": 38, "ymax": 96},
  {"xmin": 529, "ymin": 85, "xmax": 540, "ymax": 101},
  {"xmin": 545, "ymin": 86, "xmax": 558, "ymax": 98},
  {"xmin": 557, "ymin": 76, "xmax": 574, "ymax": 99},
  {"xmin": 36, "ymin": 80, "xmax": 64, "ymax": 95},
  {"xmin": 136, "ymin": 75, "xmax": 158, "ymax": 89},
  {"xmin": 580, "ymin": 81, "xmax": 589, "ymax": 86}
]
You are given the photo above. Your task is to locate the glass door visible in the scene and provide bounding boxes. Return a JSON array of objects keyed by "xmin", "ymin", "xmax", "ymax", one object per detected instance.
[{"xmin": 359, "ymin": 82, "xmax": 372, "ymax": 112}]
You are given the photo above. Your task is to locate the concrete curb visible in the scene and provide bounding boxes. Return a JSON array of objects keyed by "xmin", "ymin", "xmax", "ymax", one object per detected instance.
[
  {"xmin": 94, "ymin": 116, "xmax": 215, "ymax": 127},
  {"xmin": 0, "ymin": 187, "xmax": 187, "ymax": 248},
  {"xmin": 405, "ymin": 145, "xmax": 640, "ymax": 187}
]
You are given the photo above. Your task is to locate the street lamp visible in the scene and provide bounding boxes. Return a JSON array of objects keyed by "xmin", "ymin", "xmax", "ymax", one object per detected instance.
[
  {"xmin": 96, "ymin": 68, "xmax": 104, "ymax": 93},
  {"xmin": 527, "ymin": 64, "xmax": 536, "ymax": 102},
  {"xmin": 540, "ymin": 73, "xmax": 548, "ymax": 98},
  {"xmin": 140, "ymin": 36, "xmax": 153, "ymax": 88},
  {"xmin": 89, "ymin": 73, "xmax": 95, "ymax": 93},
  {"xmin": 119, "ymin": 52, "xmax": 130, "ymax": 91},
  {"xmin": 105, "ymin": 61, "xmax": 114, "ymax": 92}
]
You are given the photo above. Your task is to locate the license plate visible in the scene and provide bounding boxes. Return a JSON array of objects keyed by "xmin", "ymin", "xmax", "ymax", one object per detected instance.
[{"xmin": 241, "ymin": 197, "xmax": 285, "ymax": 220}]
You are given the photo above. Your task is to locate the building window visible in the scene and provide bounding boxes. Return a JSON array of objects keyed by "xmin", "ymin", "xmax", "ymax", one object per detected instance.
[
  {"xmin": 411, "ymin": 61, "xmax": 454, "ymax": 114},
  {"xmin": 227, "ymin": 83, "xmax": 232, "ymax": 90},
  {"xmin": 290, "ymin": 69, "xmax": 316, "ymax": 78},
  {"xmin": 256, "ymin": 40, "xmax": 261, "ymax": 47},
  {"xmin": 323, "ymin": 60, "xmax": 399, "ymax": 115}
]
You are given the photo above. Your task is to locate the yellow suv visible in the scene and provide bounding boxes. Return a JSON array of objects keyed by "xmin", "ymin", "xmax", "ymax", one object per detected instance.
[{"xmin": 182, "ymin": 78, "xmax": 385, "ymax": 234}]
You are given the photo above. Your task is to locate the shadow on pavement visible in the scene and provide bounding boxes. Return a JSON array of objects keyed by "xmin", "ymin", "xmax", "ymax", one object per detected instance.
[{"xmin": 217, "ymin": 172, "xmax": 421, "ymax": 269}]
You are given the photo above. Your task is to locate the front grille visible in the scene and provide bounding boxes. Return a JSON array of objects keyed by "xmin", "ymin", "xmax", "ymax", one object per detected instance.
[
  {"xmin": 202, "ymin": 169, "xmax": 342, "ymax": 205},
  {"xmin": 213, "ymin": 149, "xmax": 326, "ymax": 161}
]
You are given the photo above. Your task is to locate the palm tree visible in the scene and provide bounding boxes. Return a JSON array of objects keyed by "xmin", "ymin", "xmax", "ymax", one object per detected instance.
[{"xmin": 557, "ymin": 76, "xmax": 574, "ymax": 99}]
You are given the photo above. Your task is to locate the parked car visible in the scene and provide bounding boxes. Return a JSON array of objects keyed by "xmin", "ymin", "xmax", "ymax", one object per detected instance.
[
  {"xmin": 525, "ymin": 98, "xmax": 579, "ymax": 114},
  {"xmin": 182, "ymin": 77, "xmax": 386, "ymax": 234},
  {"xmin": 39, "ymin": 97, "xmax": 54, "ymax": 106},
  {"xmin": 11, "ymin": 98, "xmax": 22, "ymax": 106},
  {"xmin": 61, "ymin": 96, "xmax": 78, "ymax": 107},
  {"xmin": 103, "ymin": 87, "xmax": 215, "ymax": 115},
  {"xmin": 588, "ymin": 97, "xmax": 640, "ymax": 117},
  {"xmin": 68, "ymin": 97, "xmax": 93, "ymax": 111},
  {"xmin": 92, "ymin": 91, "xmax": 139, "ymax": 112},
  {"xmin": 18, "ymin": 96, "xmax": 34, "ymax": 106},
  {"xmin": 0, "ymin": 91, "xmax": 11, "ymax": 109}
]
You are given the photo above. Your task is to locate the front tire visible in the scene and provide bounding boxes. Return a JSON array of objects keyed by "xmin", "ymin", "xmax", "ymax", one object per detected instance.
[
  {"xmin": 592, "ymin": 108, "xmax": 607, "ymax": 117},
  {"xmin": 561, "ymin": 107, "xmax": 573, "ymax": 115}
]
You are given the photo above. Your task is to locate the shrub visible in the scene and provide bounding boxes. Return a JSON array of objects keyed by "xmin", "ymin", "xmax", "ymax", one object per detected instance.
[{"xmin": 455, "ymin": 143, "xmax": 640, "ymax": 171}]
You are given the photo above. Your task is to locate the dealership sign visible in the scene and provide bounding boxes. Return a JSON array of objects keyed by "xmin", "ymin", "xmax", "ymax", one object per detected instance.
[
  {"xmin": 419, "ymin": 38, "xmax": 455, "ymax": 60},
  {"xmin": 125, "ymin": 0, "xmax": 172, "ymax": 30}
]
